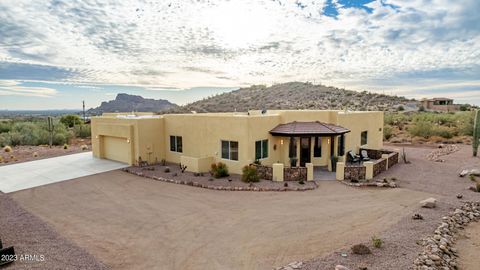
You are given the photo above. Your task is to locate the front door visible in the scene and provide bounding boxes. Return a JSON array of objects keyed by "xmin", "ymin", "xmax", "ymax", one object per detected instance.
[{"xmin": 300, "ymin": 137, "xmax": 311, "ymax": 167}]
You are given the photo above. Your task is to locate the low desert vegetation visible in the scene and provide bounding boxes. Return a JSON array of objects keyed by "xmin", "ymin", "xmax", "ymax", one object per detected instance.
[
  {"xmin": 384, "ymin": 111, "xmax": 474, "ymax": 144},
  {"xmin": 241, "ymin": 165, "xmax": 260, "ymax": 183},
  {"xmin": 372, "ymin": 236, "xmax": 383, "ymax": 248},
  {"xmin": 0, "ymin": 116, "xmax": 90, "ymax": 147},
  {"xmin": 211, "ymin": 162, "xmax": 229, "ymax": 178}
]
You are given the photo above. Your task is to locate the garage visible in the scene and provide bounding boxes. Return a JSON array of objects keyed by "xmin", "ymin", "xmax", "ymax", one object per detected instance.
[{"xmin": 101, "ymin": 136, "xmax": 132, "ymax": 164}]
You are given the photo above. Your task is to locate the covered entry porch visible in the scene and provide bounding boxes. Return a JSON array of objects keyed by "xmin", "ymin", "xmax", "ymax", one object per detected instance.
[{"xmin": 269, "ymin": 121, "xmax": 350, "ymax": 178}]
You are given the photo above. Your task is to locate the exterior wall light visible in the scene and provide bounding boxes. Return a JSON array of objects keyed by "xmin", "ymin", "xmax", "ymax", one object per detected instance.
[
  {"xmin": 280, "ymin": 139, "xmax": 284, "ymax": 145},
  {"xmin": 126, "ymin": 139, "xmax": 130, "ymax": 143}
]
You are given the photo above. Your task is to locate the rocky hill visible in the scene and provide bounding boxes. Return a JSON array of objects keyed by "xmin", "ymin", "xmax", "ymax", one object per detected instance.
[
  {"xmin": 172, "ymin": 82, "xmax": 415, "ymax": 113},
  {"xmin": 87, "ymin": 93, "xmax": 178, "ymax": 115}
]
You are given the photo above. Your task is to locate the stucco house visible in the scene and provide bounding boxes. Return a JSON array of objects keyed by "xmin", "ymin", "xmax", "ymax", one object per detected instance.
[
  {"xmin": 91, "ymin": 110, "xmax": 384, "ymax": 177},
  {"xmin": 420, "ymin": 98, "xmax": 460, "ymax": 112}
]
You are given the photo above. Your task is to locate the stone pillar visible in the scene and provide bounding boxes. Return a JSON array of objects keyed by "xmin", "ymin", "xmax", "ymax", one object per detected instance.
[
  {"xmin": 272, "ymin": 163, "xmax": 284, "ymax": 182},
  {"xmin": 365, "ymin": 161, "xmax": 374, "ymax": 180},
  {"xmin": 306, "ymin": 163, "xmax": 314, "ymax": 181},
  {"xmin": 336, "ymin": 162, "xmax": 345, "ymax": 181},
  {"xmin": 381, "ymin": 154, "xmax": 389, "ymax": 169}
]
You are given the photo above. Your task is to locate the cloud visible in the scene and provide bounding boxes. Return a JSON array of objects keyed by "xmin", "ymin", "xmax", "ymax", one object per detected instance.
[
  {"xmin": 0, "ymin": 80, "xmax": 57, "ymax": 97},
  {"xmin": 0, "ymin": 0, "xmax": 478, "ymax": 94}
]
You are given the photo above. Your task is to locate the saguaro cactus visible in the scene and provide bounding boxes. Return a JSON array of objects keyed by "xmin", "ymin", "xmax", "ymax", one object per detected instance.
[
  {"xmin": 47, "ymin": 116, "xmax": 54, "ymax": 148},
  {"xmin": 473, "ymin": 110, "xmax": 480, "ymax": 157}
]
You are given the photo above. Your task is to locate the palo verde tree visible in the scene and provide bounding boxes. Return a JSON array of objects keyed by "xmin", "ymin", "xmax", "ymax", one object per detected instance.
[{"xmin": 60, "ymin": 114, "xmax": 82, "ymax": 128}]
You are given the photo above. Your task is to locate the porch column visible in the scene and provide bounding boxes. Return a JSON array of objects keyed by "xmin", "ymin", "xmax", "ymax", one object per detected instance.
[{"xmin": 329, "ymin": 135, "xmax": 335, "ymax": 171}]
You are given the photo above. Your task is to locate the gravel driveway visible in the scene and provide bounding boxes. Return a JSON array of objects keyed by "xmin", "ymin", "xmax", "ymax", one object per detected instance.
[{"xmin": 9, "ymin": 170, "xmax": 431, "ymax": 270}]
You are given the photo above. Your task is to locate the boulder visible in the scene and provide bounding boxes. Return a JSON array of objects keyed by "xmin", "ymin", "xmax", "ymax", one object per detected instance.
[
  {"xmin": 351, "ymin": 244, "xmax": 371, "ymax": 255},
  {"xmin": 420, "ymin": 198, "xmax": 437, "ymax": 208},
  {"xmin": 335, "ymin": 265, "xmax": 351, "ymax": 270}
]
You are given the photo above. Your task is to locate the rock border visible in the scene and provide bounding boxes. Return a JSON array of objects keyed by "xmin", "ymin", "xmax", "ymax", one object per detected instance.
[
  {"xmin": 122, "ymin": 168, "xmax": 318, "ymax": 192},
  {"xmin": 413, "ymin": 201, "xmax": 480, "ymax": 270},
  {"xmin": 340, "ymin": 180, "xmax": 397, "ymax": 188}
]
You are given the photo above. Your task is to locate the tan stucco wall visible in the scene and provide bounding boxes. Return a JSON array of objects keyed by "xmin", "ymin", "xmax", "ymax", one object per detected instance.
[{"xmin": 92, "ymin": 110, "xmax": 384, "ymax": 174}]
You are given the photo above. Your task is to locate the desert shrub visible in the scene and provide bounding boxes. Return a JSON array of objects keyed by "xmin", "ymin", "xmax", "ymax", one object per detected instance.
[
  {"xmin": 32, "ymin": 152, "xmax": 38, "ymax": 157},
  {"xmin": 164, "ymin": 167, "xmax": 170, "ymax": 173},
  {"xmin": 241, "ymin": 165, "xmax": 260, "ymax": 183},
  {"xmin": 63, "ymin": 143, "xmax": 68, "ymax": 149},
  {"xmin": 372, "ymin": 236, "xmax": 383, "ymax": 248},
  {"xmin": 383, "ymin": 125, "xmax": 393, "ymax": 141},
  {"xmin": 299, "ymin": 180, "xmax": 305, "ymax": 185},
  {"xmin": 0, "ymin": 121, "xmax": 11, "ymax": 133},
  {"xmin": 81, "ymin": 144, "xmax": 88, "ymax": 150},
  {"xmin": 408, "ymin": 121, "xmax": 434, "ymax": 138},
  {"xmin": 74, "ymin": 124, "xmax": 91, "ymax": 138},
  {"xmin": 397, "ymin": 105, "xmax": 404, "ymax": 111},
  {"xmin": 211, "ymin": 162, "xmax": 229, "ymax": 178},
  {"xmin": 469, "ymin": 175, "xmax": 476, "ymax": 182},
  {"xmin": 418, "ymin": 105, "xmax": 425, "ymax": 112},
  {"xmin": 0, "ymin": 156, "xmax": 3, "ymax": 162},
  {"xmin": 0, "ymin": 133, "xmax": 10, "ymax": 147},
  {"xmin": 459, "ymin": 104, "xmax": 468, "ymax": 111},
  {"xmin": 53, "ymin": 133, "xmax": 68, "ymax": 145},
  {"xmin": 3, "ymin": 145, "xmax": 12, "ymax": 152},
  {"xmin": 60, "ymin": 114, "xmax": 82, "ymax": 128},
  {"xmin": 434, "ymin": 127, "xmax": 454, "ymax": 139},
  {"xmin": 476, "ymin": 181, "xmax": 480, "ymax": 192}
]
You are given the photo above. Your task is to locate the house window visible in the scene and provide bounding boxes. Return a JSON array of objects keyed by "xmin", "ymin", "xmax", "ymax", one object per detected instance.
[
  {"xmin": 361, "ymin": 131, "xmax": 368, "ymax": 146},
  {"xmin": 255, "ymin": 139, "xmax": 268, "ymax": 160},
  {"xmin": 313, "ymin": 137, "xmax": 322, "ymax": 157},
  {"xmin": 221, "ymin": 140, "xmax": 238, "ymax": 161},
  {"xmin": 338, "ymin": 134, "xmax": 345, "ymax": 156},
  {"xmin": 170, "ymin": 136, "xmax": 182, "ymax": 152},
  {"xmin": 288, "ymin": 137, "xmax": 297, "ymax": 158}
]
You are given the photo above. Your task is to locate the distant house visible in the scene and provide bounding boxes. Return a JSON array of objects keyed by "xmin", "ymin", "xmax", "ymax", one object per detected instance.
[{"xmin": 421, "ymin": 98, "xmax": 460, "ymax": 112}]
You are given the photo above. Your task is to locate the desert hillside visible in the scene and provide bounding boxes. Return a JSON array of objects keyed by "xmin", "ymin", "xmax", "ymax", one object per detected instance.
[{"xmin": 172, "ymin": 82, "xmax": 414, "ymax": 113}]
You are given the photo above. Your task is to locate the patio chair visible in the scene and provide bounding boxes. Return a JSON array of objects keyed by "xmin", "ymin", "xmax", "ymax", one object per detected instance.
[
  {"xmin": 347, "ymin": 151, "xmax": 361, "ymax": 164},
  {"xmin": 360, "ymin": 150, "xmax": 371, "ymax": 161}
]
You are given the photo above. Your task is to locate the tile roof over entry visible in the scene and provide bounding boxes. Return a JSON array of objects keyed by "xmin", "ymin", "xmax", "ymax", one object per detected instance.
[{"xmin": 269, "ymin": 121, "xmax": 350, "ymax": 137}]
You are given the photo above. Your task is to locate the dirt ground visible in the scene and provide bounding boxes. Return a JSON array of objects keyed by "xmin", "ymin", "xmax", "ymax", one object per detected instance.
[
  {"xmin": 0, "ymin": 192, "xmax": 108, "ymax": 270},
  {"xmin": 9, "ymin": 170, "xmax": 431, "ymax": 270},
  {"xmin": 302, "ymin": 144, "xmax": 480, "ymax": 270},
  {"xmin": 0, "ymin": 138, "xmax": 91, "ymax": 166},
  {"xmin": 456, "ymin": 221, "xmax": 480, "ymax": 270}
]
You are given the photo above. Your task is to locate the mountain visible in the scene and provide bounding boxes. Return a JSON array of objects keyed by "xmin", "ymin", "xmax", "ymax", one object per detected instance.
[
  {"xmin": 171, "ymin": 82, "xmax": 415, "ymax": 113},
  {"xmin": 87, "ymin": 93, "xmax": 178, "ymax": 115}
]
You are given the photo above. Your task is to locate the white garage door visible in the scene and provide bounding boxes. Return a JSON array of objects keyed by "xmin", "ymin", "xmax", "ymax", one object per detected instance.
[{"xmin": 102, "ymin": 136, "xmax": 131, "ymax": 164}]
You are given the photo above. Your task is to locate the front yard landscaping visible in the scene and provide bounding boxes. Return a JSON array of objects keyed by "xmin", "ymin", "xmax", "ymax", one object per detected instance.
[{"xmin": 123, "ymin": 162, "xmax": 317, "ymax": 191}]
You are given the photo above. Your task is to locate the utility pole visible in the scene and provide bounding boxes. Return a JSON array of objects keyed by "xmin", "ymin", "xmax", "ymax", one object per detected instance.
[{"xmin": 82, "ymin": 100, "xmax": 86, "ymax": 123}]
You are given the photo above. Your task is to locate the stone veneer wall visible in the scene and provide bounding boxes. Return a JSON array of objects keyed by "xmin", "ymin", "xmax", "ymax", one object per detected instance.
[
  {"xmin": 388, "ymin": 152, "xmax": 399, "ymax": 167},
  {"xmin": 344, "ymin": 165, "xmax": 366, "ymax": 181},
  {"xmin": 253, "ymin": 164, "xmax": 273, "ymax": 180},
  {"xmin": 373, "ymin": 158, "xmax": 387, "ymax": 177},
  {"xmin": 284, "ymin": 167, "xmax": 307, "ymax": 181}
]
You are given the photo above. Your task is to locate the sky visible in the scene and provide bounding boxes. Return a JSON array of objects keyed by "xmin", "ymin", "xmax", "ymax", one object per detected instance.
[{"xmin": 0, "ymin": 0, "xmax": 479, "ymax": 109}]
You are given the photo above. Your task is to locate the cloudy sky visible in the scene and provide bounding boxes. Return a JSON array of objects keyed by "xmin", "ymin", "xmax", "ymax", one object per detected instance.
[{"xmin": 0, "ymin": 0, "xmax": 479, "ymax": 109}]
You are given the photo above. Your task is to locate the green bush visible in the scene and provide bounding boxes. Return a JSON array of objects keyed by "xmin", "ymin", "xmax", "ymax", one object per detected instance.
[
  {"xmin": 408, "ymin": 121, "xmax": 434, "ymax": 138},
  {"xmin": 60, "ymin": 114, "xmax": 82, "ymax": 128},
  {"xmin": 241, "ymin": 165, "xmax": 260, "ymax": 183},
  {"xmin": 211, "ymin": 162, "xmax": 229, "ymax": 178},
  {"xmin": 383, "ymin": 125, "xmax": 393, "ymax": 140},
  {"xmin": 372, "ymin": 236, "xmax": 383, "ymax": 248},
  {"xmin": 0, "ymin": 121, "xmax": 11, "ymax": 133},
  {"xmin": 74, "ymin": 124, "xmax": 91, "ymax": 138}
]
